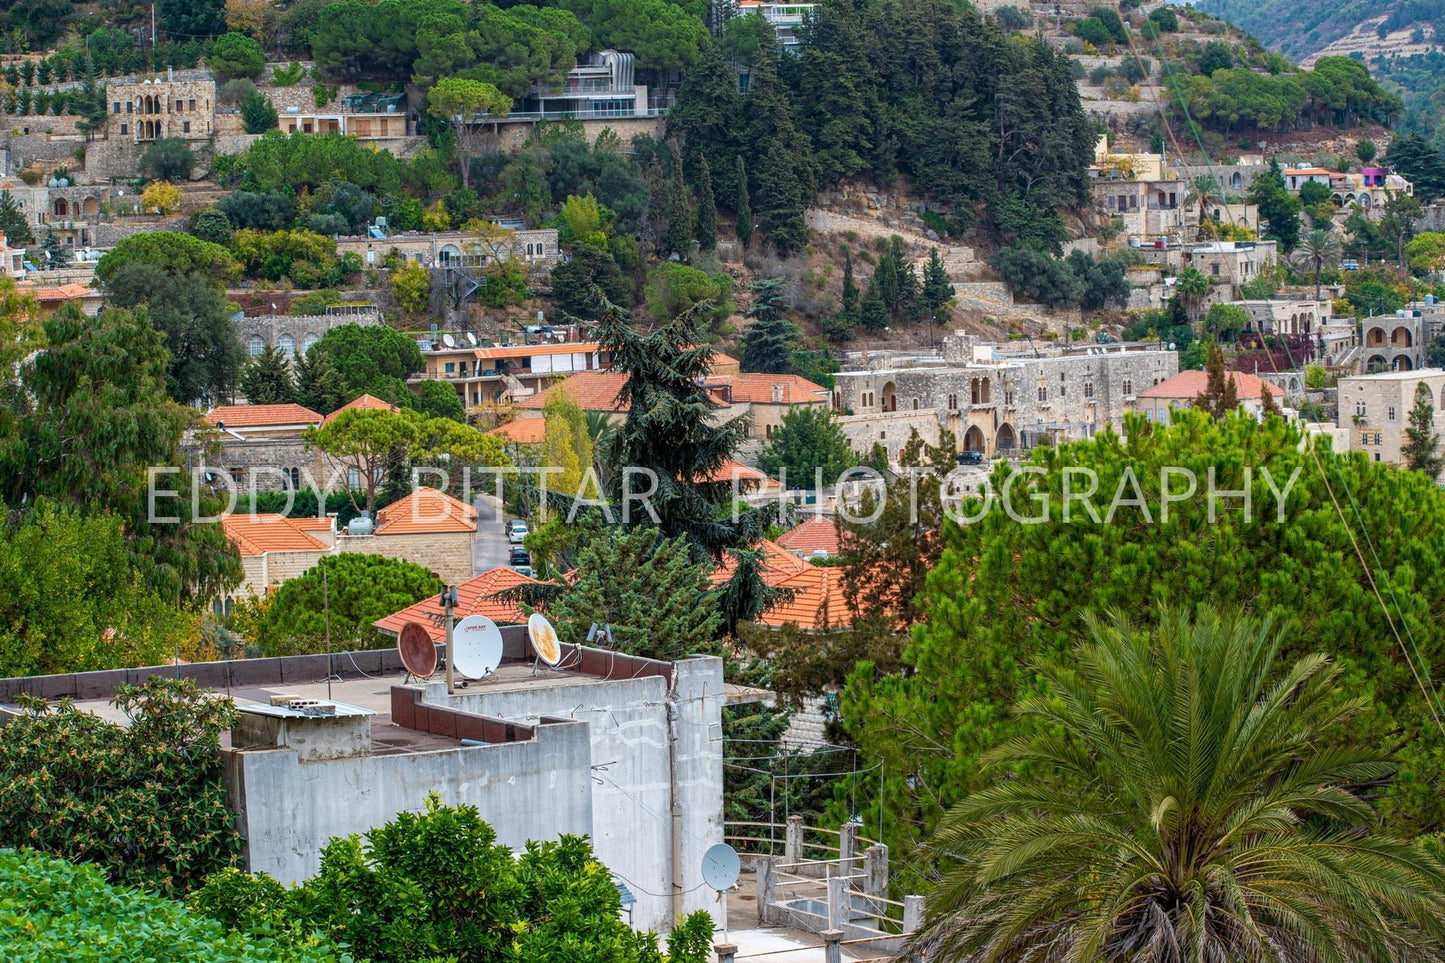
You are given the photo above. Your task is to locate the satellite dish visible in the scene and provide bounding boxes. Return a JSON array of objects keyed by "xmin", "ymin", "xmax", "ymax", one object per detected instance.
[
  {"xmin": 442, "ymin": 333, "xmax": 457, "ymax": 348},
  {"xmin": 397, "ymin": 621, "xmax": 437, "ymax": 678},
  {"xmin": 452, "ymin": 615, "xmax": 503, "ymax": 679},
  {"xmin": 465, "ymin": 332, "xmax": 478, "ymax": 346},
  {"xmin": 701, "ymin": 843, "xmax": 740, "ymax": 892},
  {"xmin": 528, "ymin": 613, "xmax": 562, "ymax": 666}
]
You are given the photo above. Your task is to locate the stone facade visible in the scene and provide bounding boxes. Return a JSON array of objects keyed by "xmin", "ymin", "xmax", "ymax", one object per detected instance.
[
  {"xmin": 1092, "ymin": 178, "xmax": 1193, "ymax": 237},
  {"xmin": 106, "ymin": 77, "xmax": 216, "ymax": 142},
  {"xmin": 1336, "ymin": 369, "xmax": 1445, "ymax": 472},
  {"xmin": 336, "ymin": 531, "xmax": 475, "ymax": 587},
  {"xmin": 190, "ymin": 440, "xmax": 329, "ymax": 496},
  {"xmin": 337, "ymin": 228, "xmax": 562, "ymax": 268},
  {"xmin": 834, "ymin": 337, "xmax": 1178, "ymax": 458},
  {"xmin": 1237, "ymin": 297, "xmax": 1332, "ymax": 337},
  {"xmin": 1362, "ymin": 306, "xmax": 1443, "ymax": 373},
  {"xmin": 837, "ymin": 409, "xmax": 942, "ymax": 465},
  {"xmin": 237, "ymin": 307, "xmax": 383, "ymax": 359},
  {"xmin": 236, "ymin": 548, "xmax": 332, "ymax": 599}
]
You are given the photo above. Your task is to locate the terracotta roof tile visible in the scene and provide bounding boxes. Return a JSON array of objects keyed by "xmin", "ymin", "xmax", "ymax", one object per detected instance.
[
  {"xmin": 222, "ymin": 514, "xmax": 329, "ymax": 556},
  {"xmin": 520, "ymin": 371, "xmax": 631, "ymax": 412},
  {"xmin": 323, "ymin": 393, "xmax": 401, "ymax": 423},
  {"xmin": 699, "ymin": 373, "xmax": 830, "ymax": 405},
  {"xmin": 205, "ymin": 403, "xmax": 323, "ymax": 429},
  {"xmin": 374, "ymin": 486, "xmax": 477, "ymax": 535},
  {"xmin": 757, "ymin": 565, "xmax": 850, "ymax": 629},
  {"xmin": 488, "ymin": 417, "xmax": 547, "ymax": 444},
  {"xmin": 374, "ymin": 566, "xmax": 544, "ymax": 638},
  {"xmin": 709, "ymin": 539, "xmax": 808, "ymax": 586},
  {"xmin": 1139, "ymin": 370, "xmax": 1279, "ymax": 401},
  {"xmin": 778, "ymin": 516, "xmax": 841, "ymax": 557},
  {"xmin": 697, "ymin": 459, "xmax": 780, "ymax": 491}
]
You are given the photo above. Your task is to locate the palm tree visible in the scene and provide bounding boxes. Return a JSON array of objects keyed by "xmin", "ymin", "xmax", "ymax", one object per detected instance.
[
  {"xmin": 583, "ymin": 409, "xmax": 618, "ymax": 491},
  {"xmin": 1289, "ymin": 227, "xmax": 1344, "ymax": 301},
  {"xmin": 1173, "ymin": 266, "xmax": 1210, "ymax": 326},
  {"xmin": 909, "ymin": 608, "xmax": 1445, "ymax": 963}
]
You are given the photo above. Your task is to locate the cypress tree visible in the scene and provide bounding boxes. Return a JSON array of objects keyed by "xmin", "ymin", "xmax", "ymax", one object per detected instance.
[
  {"xmin": 892, "ymin": 236, "xmax": 922, "ymax": 318},
  {"xmin": 1194, "ymin": 343, "xmax": 1239, "ymax": 419},
  {"xmin": 873, "ymin": 244, "xmax": 900, "ymax": 313},
  {"xmin": 240, "ymin": 344, "xmax": 297, "ymax": 405},
  {"xmin": 860, "ymin": 276, "xmax": 889, "ymax": 331},
  {"xmin": 661, "ymin": 141, "xmax": 694, "ymax": 260},
  {"xmin": 1403, "ymin": 382, "xmax": 1444, "ymax": 477},
  {"xmin": 739, "ymin": 278, "xmax": 800, "ymax": 374},
  {"xmin": 840, "ymin": 249, "xmax": 859, "ymax": 320},
  {"xmin": 736, "ymin": 155, "xmax": 753, "ymax": 250},
  {"xmin": 923, "ymin": 248, "xmax": 953, "ymax": 312},
  {"xmin": 695, "ymin": 154, "xmax": 718, "ymax": 253},
  {"xmin": 744, "ymin": 45, "xmax": 815, "ymax": 255}
]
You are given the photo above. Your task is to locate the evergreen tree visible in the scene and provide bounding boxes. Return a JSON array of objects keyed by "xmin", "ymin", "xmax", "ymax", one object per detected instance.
[
  {"xmin": 694, "ymin": 154, "xmax": 717, "ymax": 253},
  {"xmin": 1403, "ymin": 381, "xmax": 1443, "ymax": 477},
  {"xmin": 1247, "ymin": 160, "xmax": 1302, "ymax": 252},
  {"xmin": 739, "ymin": 278, "xmax": 800, "ymax": 374},
  {"xmin": 922, "ymin": 247, "xmax": 953, "ymax": 312},
  {"xmin": 0, "ymin": 191, "xmax": 32, "ymax": 247},
  {"xmin": 839, "ymin": 248, "xmax": 859, "ymax": 322},
  {"xmin": 660, "ymin": 141, "xmax": 693, "ymax": 260},
  {"xmin": 744, "ymin": 46, "xmax": 815, "ymax": 254},
  {"xmin": 293, "ymin": 348, "xmax": 346, "ymax": 414},
  {"xmin": 238, "ymin": 344, "xmax": 296, "ymax": 405},
  {"xmin": 1194, "ymin": 343, "xmax": 1238, "ymax": 418},
  {"xmin": 891, "ymin": 235, "xmax": 922, "ymax": 318},
  {"xmin": 1260, "ymin": 383, "xmax": 1282, "ymax": 419},
  {"xmin": 664, "ymin": 43, "xmax": 743, "ymax": 202},
  {"xmin": 735, "ymin": 155, "xmax": 752, "ymax": 250},
  {"xmin": 860, "ymin": 275, "xmax": 889, "ymax": 331},
  {"xmin": 40, "ymin": 229, "xmax": 69, "ymax": 269},
  {"xmin": 873, "ymin": 245, "xmax": 900, "ymax": 312}
]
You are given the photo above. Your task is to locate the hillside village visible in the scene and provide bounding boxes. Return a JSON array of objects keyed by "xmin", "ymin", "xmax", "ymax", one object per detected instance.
[{"xmin": 8, "ymin": 0, "xmax": 1445, "ymax": 960}]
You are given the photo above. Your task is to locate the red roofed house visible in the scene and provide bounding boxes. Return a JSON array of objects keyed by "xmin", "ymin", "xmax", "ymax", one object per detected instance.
[
  {"xmin": 193, "ymin": 403, "xmax": 327, "ymax": 494},
  {"xmin": 15, "ymin": 280, "xmax": 104, "ymax": 317},
  {"xmin": 1138, "ymin": 369, "xmax": 1283, "ymax": 425},
  {"xmin": 487, "ymin": 416, "xmax": 548, "ymax": 447},
  {"xmin": 336, "ymin": 486, "xmax": 477, "ymax": 584},
  {"xmin": 221, "ymin": 513, "xmax": 335, "ymax": 600},
  {"xmin": 777, "ymin": 515, "xmax": 841, "ymax": 559},
  {"xmin": 757, "ymin": 565, "xmax": 850, "ymax": 630},
  {"xmin": 322, "ymin": 393, "xmax": 401, "ymax": 423},
  {"xmin": 517, "ymin": 370, "xmax": 828, "ymax": 442},
  {"xmin": 373, "ymin": 565, "xmax": 544, "ymax": 639}
]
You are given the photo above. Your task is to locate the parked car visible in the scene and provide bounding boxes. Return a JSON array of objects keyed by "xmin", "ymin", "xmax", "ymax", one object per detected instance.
[
  {"xmin": 510, "ymin": 547, "xmax": 530, "ymax": 566},
  {"xmin": 507, "ymin": 520, "xmax": 529, "ymax": 544},
  {"xmin": 512, "ymin": 565, "xmax": 534, "ymax": 578},
  {"xmin": 956, "ymin": 450, "xmax": 983, "ymax": 466}
]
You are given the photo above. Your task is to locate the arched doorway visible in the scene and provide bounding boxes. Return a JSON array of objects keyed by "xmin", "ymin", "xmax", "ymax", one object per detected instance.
[
  {"xmin": 881, "ymin": 381, "xmax": 897, "ymax": 413},
  {"xmin": 963, "ymin": 425, "xmax": 985, "ymax": 452},
  {"xmin": 1392, "ymin": 327, "xmax": 1413, "ymax": 348},
  {"xmin": 1394, "ymin": 355, "xmax": 1414, "ymax": 371},
  {"xmin": 53, "ymin": 198, "xmax": 67, "ymax": 217},
  {"xmin": 995, "ymin": 423, "xmax": 1017, "ymax": 452},
  {"xmin": 1367, "ymin": 354, "xmax": 1388, "ymax": 372}
]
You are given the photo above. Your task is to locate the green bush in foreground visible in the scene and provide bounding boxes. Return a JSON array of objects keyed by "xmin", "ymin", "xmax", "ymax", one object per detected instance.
[{"xmin": 0, "ymin": 847, "xmax": 343, "ymax": 962}]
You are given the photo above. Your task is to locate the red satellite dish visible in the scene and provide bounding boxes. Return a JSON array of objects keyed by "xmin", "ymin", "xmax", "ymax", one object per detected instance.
[{"xmin": 398, "ymin": 621, "xmax": 437, "ymax": 679}]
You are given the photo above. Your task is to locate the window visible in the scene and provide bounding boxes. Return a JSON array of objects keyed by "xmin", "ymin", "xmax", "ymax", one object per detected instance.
[
  {"xmin": 1356, "ymin": 401, "xmax": 1368, "ymax": 417},
  {"xmin": 1389, "ymin": 406, "xmax": 1396, "ymax": 420},
  {"xmin": 1037, "ymin": 385, "xmax": 1047, "ymax": 402},
  {"xmin": 1211, "ymin": 263, "xmax": 1220, "ymax": 276},
  {"xmin": 912, "ymin": 398, "xmax": 919, "ymax": 410},
  {"xmin": 189, "ymin": 99, "xmax": 196, "ymax": 111},
  {"xmin": 126, "ymin": 101, "xmax": 133, "ymax": 113},
  {"xmin": 175, "ymin": 100, "xmax": 183, "ymax": 112},
  {"xmin": 1123, "ymin": 378, "xmax": 1133, "ymax": 396},
  {"xmin": 348, "ymin": 467, "xmax": 362, "ymax": 489},
  {"xmin": 112, "ymin": 101, "xmax": 121, "ymax": 114},
  {"xmin": 947, "ymin": 393, "xmax": 957, "ymax": 410},
  {"xmin": 302, "ymin": 332, "xmax": 320, "ymax": 353},
  {"xmin": 1084, "ymin": 381, "xmax": 1094, "ymax": 398},
  {"xmin": 247, "ymin": 335, "xmax": 265, "ymax": 357},
  {"xmin": 182, "ymin": 121, "xmax": 190, "ymax": 134},
  {"xmin": 119, "ymin": 124, "xmax": 128, "ymax": 135},
  {"xmin": 277, "ymin": 333, "xmax": 296, "ymax": 357},
  {"xmin": 445, "ymin": 362, "xmax": 455, "ymax": 374}
]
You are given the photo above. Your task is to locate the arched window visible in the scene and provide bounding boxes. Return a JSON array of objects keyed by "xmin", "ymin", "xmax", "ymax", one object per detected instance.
[
  {"xmin": 277, "ymin": 333, "xmax": 296, "ymax": 357},
  {"xmin": 247, "ymin": 335, "xmax": 265, "ymax": 357},
  {"xmin": 302, "ymin": 332, "xmax": 320, "ymax": 353}
]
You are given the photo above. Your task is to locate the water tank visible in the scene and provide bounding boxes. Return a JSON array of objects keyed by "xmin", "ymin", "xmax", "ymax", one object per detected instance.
[
  {"xmin": 348, "ymin": 511, "xmax": 374, "ymax": 536},
  {"xmin": 1428, "ymin": 294, "xmax": 1437, "ymax": 306}
]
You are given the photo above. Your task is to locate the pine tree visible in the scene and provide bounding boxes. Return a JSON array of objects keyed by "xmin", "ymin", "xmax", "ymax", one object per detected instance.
[
  {"xmin": 0, "ymin": 191, "xmax": 32, "ymax": 247},
  {"xmin": 1403, "ymin": 381, "xmax": 1443, "ymax": 478},
  {"xmin": 239, "ymin": 344, "xmax": 297, "ymax": 405},
  {"xmin": 744, "ymin": 46, "xmax": 815, "ymax": 255},
  {"xmin": 892, "ymin": 236, "xmax": 922, "ymax": 318},
  {"xmin": 694, "ymin": 154, "xmax": 718, "ymax": 253},
  {"xmin": 739, "ymin": 278, "xmax": 801, "ymax": 374},
  {"xmin": 661, "ymin": 141, "xmax": 694, "ymax": 260},
  {"xmin": 1194, "ymin": 343, "xmax": 1239, "ymax": 419},
  {"xmin": 735, "ymin": 155, "xmax": 752, "ymax": 250},
  {"xmin": 41, "ymin": 229, "xmax": 69, "ymax": 268},
  {"xmin": 923, "ymin": 248, "xmax": 953, "ymax": 312},
  {"xmin": 294, "ymin": 348, "xmax": 345, "ymax": 414},
  {"xmin": 860, "ymin": 275, "xmax": 889, "ymax": 331},
  {"xmin": 1260, "ymin": 383, "xmax": 1282, "ymax": 419}
]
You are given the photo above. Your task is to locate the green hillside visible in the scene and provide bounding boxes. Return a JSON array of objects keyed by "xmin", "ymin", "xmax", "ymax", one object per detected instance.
[{"xmin": 1193, "ymin": 0, "xmax": 1445, "ymax": 146}]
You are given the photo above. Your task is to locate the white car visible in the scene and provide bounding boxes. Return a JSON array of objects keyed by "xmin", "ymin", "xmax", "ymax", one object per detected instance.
[{"xmin": 507, "ymin": 521, "xmax": 529, "ymax": 544}]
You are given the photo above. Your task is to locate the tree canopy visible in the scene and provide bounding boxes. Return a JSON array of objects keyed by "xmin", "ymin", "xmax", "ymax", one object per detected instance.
[{"xmin": 256, "ymin": 554, "xmax": 443, "ymax": 655}]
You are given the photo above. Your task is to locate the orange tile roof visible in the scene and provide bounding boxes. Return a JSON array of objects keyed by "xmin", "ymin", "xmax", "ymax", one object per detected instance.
[
  {"xmin": 374, "ymin": 486, "xmax": 477, "ymax": 535},
  {"xmin": 519, "ymin": 371, "xmax": 631, "ymax": 412},
  {"xmin": 757, "ymin": 565, "xmax": 850, "ymax": 629},
  {"xmin": 488, "ymin": 417, "xmax": 547, "ymax": 444},
  {"xmin": 709, "ymin": 538, "xmax": 809, "ymax": 586},
  {"xmin": 16, "ymin": 281, "xmax": 94, "ymax": 301},
  {"xmin": 374, "ymin": 566, "xmax": 543, "ymax": 638},
  {"xmin": 324, "ymin": 393, "xmax": 400, "ymax": 423},
  {"xmin": 222, "ymin": 513, "xmax": 330, "ymax": 556},
  {"xmin": 474, "ymin": 342, "xmax": 602, "ymax": 360},
  {"xmin": 1285, "ymin": 167, "xmax": 1332, "ymax": 175},
  {"xmin": 697, "ymin": 458, "xmax": 780, "ymax": 491},
  {"xmin": 778, "ymin": 515, "xmax": 841, "ymax": 556},
  {"xmin": 205, "ymin": 403, "xmax": 323, "ymax": 429},
  {"xmin": 1139, "ymin": 370, "xmax": 1279, "ymax": 401},
  {"xmin": 287, "ymin": 515, "xmax": 335, "ymax": 536},
  {"xmin": 702, "ymin": 373, "xmax": 830, "ymax": 405}
]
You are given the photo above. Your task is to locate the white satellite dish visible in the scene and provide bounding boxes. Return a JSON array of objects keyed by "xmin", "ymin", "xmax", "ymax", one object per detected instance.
[
  {"xmin": 451, "ymin": 615, "xmax": 503, "ymax": 679},
  {"xmin": 528, "ymin": 613, "xmax": 562, "ymax": 666},
  {"xmin": 701, "ymin": 843, "xmax": 740, "ymax": 892},
  {"xmin": 442, "ymin": 333, "xmax": 457, "ymax": 348},
  {"xmin": 465, "ymin": 332, "xmax": 478, "ymax": 346}
]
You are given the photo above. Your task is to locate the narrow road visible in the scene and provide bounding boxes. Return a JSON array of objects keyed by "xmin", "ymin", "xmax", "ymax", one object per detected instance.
[{"xmin": 472, "ymin": 493, "xmax": 511, "ymax": 576}]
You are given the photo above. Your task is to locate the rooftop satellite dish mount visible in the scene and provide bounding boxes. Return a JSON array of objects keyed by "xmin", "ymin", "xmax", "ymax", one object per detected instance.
[
  {"xmin": 701, "ymin": 842, "xmax": 741, "ymax": 941},
  {"xmin": 528, "ymin": 613, "xmax": 563, "ymax": 675},
  {"xmin": 452, "ymin": 614, "xmax": 504, "ymax": 681},
  {"xmin": 397, "ymin": 621, "xmax": 437, "ymax": 682}
]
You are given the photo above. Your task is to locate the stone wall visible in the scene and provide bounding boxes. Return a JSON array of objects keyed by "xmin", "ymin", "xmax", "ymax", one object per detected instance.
[
  {"xmin": 491, "ymin": 116, "xmax": 663, "ymax": 153},
  {"xmin": 237, "ymin": 310, "xmax": 382, "ymax": 356},
  {"xmin": 235, "ymin": 548, "xmax": 331, "ymax": 599},
  {"xmin": 838, "ymin": 409, "xmax": 944, "ymax": 465},
  {"xmin": 336, "ymin": 531, "xmax": 474, "ymax": 584},
  {"xmin": 189, "ymin": 438, "xmax": 327, "ymax": 496}
]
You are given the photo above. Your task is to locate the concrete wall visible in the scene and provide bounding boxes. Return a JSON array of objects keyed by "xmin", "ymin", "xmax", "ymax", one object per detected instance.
[
  {"xmin": 436, "ymin": 655, "xmax": 727, "ymax": 933},
  {"xmin": 335, "ymin": 531, "xmax": 474, "ymax": 584},
  {"xmin": 224, "ymin": 716, "xmax": 594, "ymax": 884}
]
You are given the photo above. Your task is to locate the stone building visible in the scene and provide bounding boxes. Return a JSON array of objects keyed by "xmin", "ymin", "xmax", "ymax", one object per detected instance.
[
  {"xmin": 1137, "ymin": 369, "xmax": 1283, "ymax": 424},
  {"xmin": 336, "ymin": 228, "xmax": 561, "ymax": 269},
  {"xmin": 1362, "ymin": 303, "xmax": 1445, "ymax": 373},
  {"xmin": 236, "ymin": 304, "xmax": 383, "ymax": 360},
  {"xmin": 1236, "ymin": 297, "xmax": 1332, "ymax": 337},
  {"xmin": 832, "ymin": 336, "xmax": 1179, "ymax": 459},
  {"xmin": 107, "ymin": 76, "xmax": 216, "ymax": 142},
  {"xmin": 1336, "ymin": 369, "xmax": 1445, "ymax": 470},
  {"xmin": 221, "ymin": 513, "xmax": 336, "ymax": 600},
  {"xmin": 417, "ymin": 339, "xmax": 612, "ymax": 411}
]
